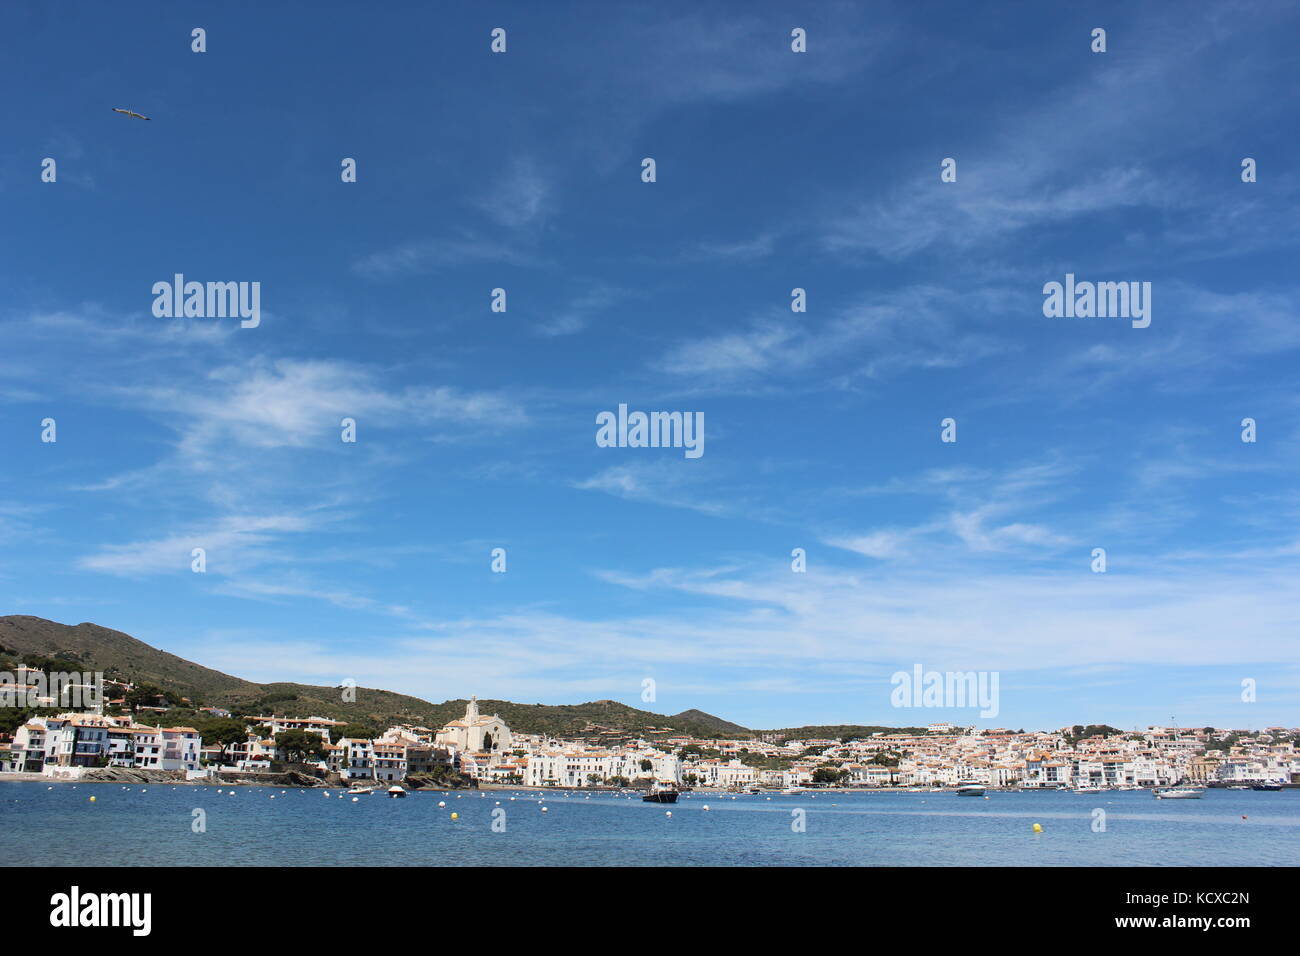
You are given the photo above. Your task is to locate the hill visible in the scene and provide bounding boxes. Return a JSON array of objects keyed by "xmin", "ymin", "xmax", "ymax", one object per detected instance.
[
  {"xmin": 0, "ymin": 615, "xmax": 255, "ymax": 696},
  {"xmin": 755, "ymin": 725, "xmax": 934, "ymax": 741},
  {"xmin": 0, "ymin": 615, "xmax": 747, "ymax": 740},
  {"xmin": 671, "ymin": 708, "xmax": 749, "ymax": 736}
]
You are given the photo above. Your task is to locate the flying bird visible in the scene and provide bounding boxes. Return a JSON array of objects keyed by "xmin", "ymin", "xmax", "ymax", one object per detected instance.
[{"xmin": 111, "ymin": 107, "xmax": 150, "ymax": 121}]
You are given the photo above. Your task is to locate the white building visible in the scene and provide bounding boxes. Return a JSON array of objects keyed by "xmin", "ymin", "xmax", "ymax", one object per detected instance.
[
  {"xmin": 435, "ymin": 697, "xmax": 512, "ymax": 754},
  {"xmin": 158, "ymin": 727, "xmax": 201, "ymax": 771},
  {"xmin": 333, "ymin": 738, "xmax": 375, "ymax": 780}
]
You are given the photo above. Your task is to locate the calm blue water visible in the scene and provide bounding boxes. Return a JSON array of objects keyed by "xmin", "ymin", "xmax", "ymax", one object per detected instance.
[{"xmin": 2, "ymin": 784, "xmax": 1297, "ymax": 866}]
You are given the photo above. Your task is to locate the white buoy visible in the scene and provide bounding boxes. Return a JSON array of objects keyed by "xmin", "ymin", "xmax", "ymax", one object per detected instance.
[
  {"xmin": 666, "ymin": 811, "xmax": 672, "ymax": 817},
  {"xmin": 438, "ymin": 801, "xmax": 446, "ymax": 808},
  {"xmin": 352, "ymin": 797, "xmax": 359, "ymax": 803},
  {"xmin": 541, "ymin": 806, "xmax": 548, "ymax": 812},
  {"xmin": 703, "ymin": 805, "xmax": 710, "ymax": 811}
]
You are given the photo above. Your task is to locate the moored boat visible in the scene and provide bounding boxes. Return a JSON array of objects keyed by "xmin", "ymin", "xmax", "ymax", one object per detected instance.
[
  {"xmin": 642, "ymin": 784, "xmax": 679, "ymax": 804},
  {"xmin": 387, "ymin": 785, "xmax": 407, "ymax": 798},
  {"xmin": 1251, "ymin": 783, "xmax": 1283, "ymax": 791},
  {"xmin": 1153, "ymin": 787, "xmax": 1202, "ymax": 799},
  {"xmin": 956, "ymin": 783, "xmax": 985, "ymax": 796}
]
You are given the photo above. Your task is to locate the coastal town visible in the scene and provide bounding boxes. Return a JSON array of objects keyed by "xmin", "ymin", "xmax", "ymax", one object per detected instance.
[{"xmin": 2, "ymin": 686, "xmax": 1296, "ymax": 791}]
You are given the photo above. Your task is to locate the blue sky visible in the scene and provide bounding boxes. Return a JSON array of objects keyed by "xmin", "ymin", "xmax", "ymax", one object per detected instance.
[{"xmin": 2, "ymin": 1, "xmax": 1299, "ymax": 731}]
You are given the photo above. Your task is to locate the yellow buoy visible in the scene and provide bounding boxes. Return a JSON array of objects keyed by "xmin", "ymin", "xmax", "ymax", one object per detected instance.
[
  {"xmin": 1032, "ymin": 823, "xmax": 1043, "ymax": 833},
  {"xmin": 89, "ymin": 796, "xmax": 96, "ymax": 803},
  {"xmin": 451, "ymin": 812, "xmax": 459, "ymax": 820}
]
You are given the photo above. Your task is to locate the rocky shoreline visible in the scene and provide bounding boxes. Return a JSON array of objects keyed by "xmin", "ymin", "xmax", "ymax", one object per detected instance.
[{"xmin": 0, "ymin": 768, "xmax": 329, "ymax": 787}]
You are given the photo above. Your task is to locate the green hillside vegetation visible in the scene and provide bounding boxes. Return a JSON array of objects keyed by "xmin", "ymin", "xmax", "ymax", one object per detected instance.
[
  {"xmin": 757, "ymin": 725, "xmax": 934, "ymax": 741},
  {"xmin": 0, "ymin": 616, "xmax": 254, "ymax": 696},
  {"xmin": 0, "ymin": 616, "xmax": 747, "ymax": 740},
  {"xmin": 2, "ymin": 616, "xmax": 944, "ymax": 745}
]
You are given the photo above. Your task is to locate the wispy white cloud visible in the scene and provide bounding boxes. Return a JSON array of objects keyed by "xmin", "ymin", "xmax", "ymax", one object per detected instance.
[
  {"xmin": 535, "ymin": 283, "xmax": 627, "ymax": 337},
  {"xmin": 576, "ymin": 460, "xmax": 730, "ymax": 516},
  {"xmin": 478, "ymin": 156, "xmax": 550, "ymax": 229},
  {"xmin": 653, "ymin": 285, "xmax": 1011, "ymax": 384},
  {"xmin": 77, "ymin": 513, "xmax": 317, "ymax": 577},
  {"xmin": 352, "ymin": 232, "xmax": 537, "ymax": 277}
]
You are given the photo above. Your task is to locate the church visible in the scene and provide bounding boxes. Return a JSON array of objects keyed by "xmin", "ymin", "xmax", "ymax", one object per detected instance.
[{"xmin": 435, "ymin": 697, "xmax": 512, "ymax": 754}]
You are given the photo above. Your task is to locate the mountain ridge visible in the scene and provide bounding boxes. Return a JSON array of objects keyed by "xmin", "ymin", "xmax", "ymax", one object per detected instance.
[{"xmin": 0, "ymin": 615, "xmax": 750, "ymax": 739}]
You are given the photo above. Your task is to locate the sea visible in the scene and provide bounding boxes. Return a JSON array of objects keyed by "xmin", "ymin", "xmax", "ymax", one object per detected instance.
[{"xmin": 2, "ymin": 784, "xmax": 1296, "ymax": 866}]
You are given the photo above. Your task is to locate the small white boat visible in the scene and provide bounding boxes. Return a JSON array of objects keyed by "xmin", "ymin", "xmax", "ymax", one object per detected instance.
[
  {"xmin": 347, "ymin": 785, "xmax": 376, "ymax": 795},
  {"xmin": 956, "ymin": 784, "xmax": 985, "ymax": 796},
  {"xmin": 779, "ymin": 787, "xmax": 806, "ymax": 795},
  {"xmin": 1154, "ymin": 787, "xmax": 1202, "ymax": 799},
  {"xmin": 387, "ymin": 786, "xmax": 407, "ymax": 798}
]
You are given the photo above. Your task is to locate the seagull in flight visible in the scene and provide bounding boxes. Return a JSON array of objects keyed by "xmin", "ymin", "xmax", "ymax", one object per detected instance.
[{"xmin": 111, "ymin": 107, "xmax": 151, "ymax": 121}]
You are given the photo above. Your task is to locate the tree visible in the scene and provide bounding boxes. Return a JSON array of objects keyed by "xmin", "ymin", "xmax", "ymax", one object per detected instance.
[
  {"xmin": 204, "ymin": 719, "xmax": 249, "ymax": 762},
  {"xmin": 332, "ymin": 723, "xmax": 378, "ymax": 742},
  {"xmin": 812, "ymin": 767, "xmax": 849, "ymax": 784},
  {"xmin": 639, "ymin": 759, "xmax": 653, "ymax": 772},
  {"xmin": 274, "ymin": 730, "xmax": 326, "ymax": 764}
]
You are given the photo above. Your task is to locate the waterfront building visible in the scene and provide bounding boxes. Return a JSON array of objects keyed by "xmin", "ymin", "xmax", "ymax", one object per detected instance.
[
  {"xmin": 333, "ymin": 737, "xmax": 375, "ymax": 780},
  {"xmin": 435, "ymin": 697, "xmax": 512, "ymax": 754}
]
